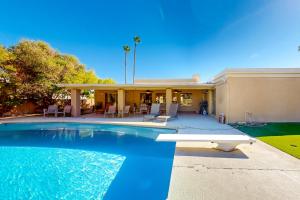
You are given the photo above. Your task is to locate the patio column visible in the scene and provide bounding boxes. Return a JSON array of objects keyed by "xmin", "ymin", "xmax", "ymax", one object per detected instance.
[
  {"xmin": 208, "ymin": 90, "xmax": 213, "ymax": 115},
  {"xmin": 117, "ymin": 89, "xmax": 125, "ymax": 116},
  {"xmin": 166, "ymin": 88, "xmax": 172, "ymax": 114},
  {"xmin": 71, "ymin": 89, "xmax": 81, "ymax": 117}
]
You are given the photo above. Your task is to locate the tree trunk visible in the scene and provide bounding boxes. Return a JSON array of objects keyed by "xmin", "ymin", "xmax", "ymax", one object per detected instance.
[
  {"xmin": 124, "ymin": 52, "xmax": 127, "ymax": 84},
  {"xmin": 133, "ymin": 43, "xmax": 136, "ymax": 84}
]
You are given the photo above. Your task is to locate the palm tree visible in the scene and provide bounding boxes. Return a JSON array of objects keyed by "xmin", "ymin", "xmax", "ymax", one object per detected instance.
[
  {"xmin": 133, "ymin": 36, "xmax": 141, "ymax": 84},
  {"xmin": 123, "ymin": 45, "xmax": 130, "ymax": 84}
]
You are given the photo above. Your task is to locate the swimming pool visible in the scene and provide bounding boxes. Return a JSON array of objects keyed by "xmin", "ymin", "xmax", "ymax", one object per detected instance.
[{"xmin": 0, "ymin": 122, "xmax": 176, "ymax": 200}]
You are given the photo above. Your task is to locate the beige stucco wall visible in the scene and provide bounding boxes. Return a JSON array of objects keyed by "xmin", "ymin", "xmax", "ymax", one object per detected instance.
[
  {"xmin": 95, "ymin": 90, "xmax": 108, "ymax": 105},
  {"xmin": 125, "ymin": 90, "xmax": 140, "ymax": 106},
  {"xmin": 217, "ymin": 77, "xmax": 300, "ymax": 123},
  {"xmin": 215, "ymin": 82, "xmax": 228, "ymax": 119}
]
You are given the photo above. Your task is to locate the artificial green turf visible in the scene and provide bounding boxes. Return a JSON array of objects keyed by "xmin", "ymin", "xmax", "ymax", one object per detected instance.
[{"xmin": 232, "ymin": 123, "xmax": 300, "ymax": 159}]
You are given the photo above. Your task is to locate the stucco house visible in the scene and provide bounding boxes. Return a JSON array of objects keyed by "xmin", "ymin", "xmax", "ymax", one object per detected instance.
[{"xmin": 59, "ymin": 68, "xmax": 300, "ymax": 123}]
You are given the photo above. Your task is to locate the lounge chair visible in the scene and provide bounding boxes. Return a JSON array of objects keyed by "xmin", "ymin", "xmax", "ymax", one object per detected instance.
[
  {"xmin": 143, "ymin": 103, "xmax": 160, "ymax": 121},
  {"xmin": 104, "ymin": 105, "xmax": 116, "ymax": 117},
  {"xmin": 44, "ymin": 105, "xmax": 58, "ymax": 117},
  {"xmin": 156, "ymin": 103, "xmax": 178, "ymax": 122}
]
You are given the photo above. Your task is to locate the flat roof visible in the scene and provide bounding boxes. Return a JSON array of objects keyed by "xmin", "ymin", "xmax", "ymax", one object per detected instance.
[
  {"xmin": 57, "ymin": 68, "xmax": 300, "ymax": 89},
  {"xmin": 213, "ymin": 68, "xmax": 300, "ymax": 83},
  {"xmin": 57, "ymin": 83, "xmax": 215, "ymax": 90}
]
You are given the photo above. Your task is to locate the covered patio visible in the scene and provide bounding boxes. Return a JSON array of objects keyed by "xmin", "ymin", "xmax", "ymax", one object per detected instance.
[{"xmin": 59, "ymin": 83, "xmax": 216, "ymax": 118}]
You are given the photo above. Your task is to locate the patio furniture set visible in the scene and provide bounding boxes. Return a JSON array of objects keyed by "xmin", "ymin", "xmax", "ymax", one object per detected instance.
[
  {"xmin": 104, "ymin": 103, "xmax": 179, "ymax": 122},
  {"xmin": 43, "ymin": 105, "xmax": 72, "ymax": 117}
]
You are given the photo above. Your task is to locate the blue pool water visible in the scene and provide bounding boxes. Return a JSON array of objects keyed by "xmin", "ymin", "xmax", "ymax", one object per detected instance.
[{"xmin": 0, "ymin": 123, "xmax": 176, "ymax": 200}]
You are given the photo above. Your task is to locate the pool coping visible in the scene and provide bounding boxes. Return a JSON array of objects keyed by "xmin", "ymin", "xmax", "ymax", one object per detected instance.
[{"xmin": 0, "ymin": 119, "xmax": 179, "ymax": 131}]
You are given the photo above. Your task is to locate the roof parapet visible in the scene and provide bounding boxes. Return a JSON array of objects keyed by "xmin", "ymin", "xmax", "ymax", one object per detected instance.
[
  {"xmin": 213, "ymin": 68, "xmax": 300, "ymax": 83},
  {"xmin": 135, "ymin": 74, "xmax": 201, "ymax": 85}
]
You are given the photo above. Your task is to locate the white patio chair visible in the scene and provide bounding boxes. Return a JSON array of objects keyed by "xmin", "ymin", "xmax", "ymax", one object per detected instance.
[
  {"xmin": 104, "ymin": 105, "xmax": 116, "ymax": 118},
  {"xmin": 118, "ymin": 105, "xmax": 131, "ymax": 117},
  {"xmin": 139, "ymin": 104, "xmax": 148, "ymax": 114},
  {"xmin": 44, "ymin": 105, "xmax": 58, "ymax": 117},
  {"xmin": 143, "ymin": 103, "xmax": 160, "ymax": 121},
  {"xmin": 123, "ymin": 105, "xmax": 130, "ymax": 117},
  {"xmin": 63, "ymin": 105, "xmax": 72, "ymax": 117}
]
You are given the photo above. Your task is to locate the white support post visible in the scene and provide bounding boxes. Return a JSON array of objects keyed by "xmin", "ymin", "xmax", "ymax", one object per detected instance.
[
  {"xmin": 71, "ymin": 89, "xmax": 81, "ymax": 117},
  {"xmin": 117, "ymin": 89, "xmax": 125, "ymax": 117},
  {"xmin": 208, "ymin": 90, "xmax": 213, "ymax": 115},
  {"xmin": 166, "ymin": 88, "xmax": 172, "ymax": 114}
]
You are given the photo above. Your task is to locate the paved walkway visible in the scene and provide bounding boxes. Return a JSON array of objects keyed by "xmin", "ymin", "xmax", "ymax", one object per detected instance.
[
  {"xmin": 169, "ymin": 140, "xmax": 300, "ymax": 200},
  {"xmin": 1, "ymin": 114, "xmax": 299, "ymax": 200}
]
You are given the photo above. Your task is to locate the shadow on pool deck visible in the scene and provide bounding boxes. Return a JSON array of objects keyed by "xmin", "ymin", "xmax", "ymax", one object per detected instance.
[{"xmin": 175, "ymin": 147, "xmax": 249, "ymax": 159}]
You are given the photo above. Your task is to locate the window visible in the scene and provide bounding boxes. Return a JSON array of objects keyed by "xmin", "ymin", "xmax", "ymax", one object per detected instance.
[
  {"xmin": 105, "ymin": 93, "xmax": 117, "ymax": 104},
  {"xmin": 155, "ymin": 93, "xmax": 165, "ymax": 103},
  {"xmin": 180, "ymin": 93, "xmax": 192, "ymax": 107},
  {"xmin": 140, "ymin": 93, "xmax": 152, "ymax": 104}
]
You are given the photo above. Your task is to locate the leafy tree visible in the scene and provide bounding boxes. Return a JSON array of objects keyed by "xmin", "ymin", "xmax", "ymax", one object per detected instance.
[
  {"xmin": 98, "ymin": 78, "xmax": 115, "ymax": 84},
  {"xmin": 0, "ymin": 45, "xmax": 16, "ymax": 87},
  {"xmin": 0, "ymin": 40, "xmax": 115, "ymax": 115},
  {"xmin": 9, "ymin": 40, "xmax": 59, "ymax": 106},
  {"xmin": 0, "ymin": 45, "xmax": 20, "ymax": 114}
]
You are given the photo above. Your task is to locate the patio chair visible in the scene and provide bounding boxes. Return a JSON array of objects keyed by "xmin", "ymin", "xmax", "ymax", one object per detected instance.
[
  {"xmin": 104, "ymin": 105, "xmax": 116, "ymax": 118},
  {"xmin": 63, "ymin": 105, "xmax": 72, "ymax": 117},
  {"xmin": 133, "ymin": 103, "xmax": 147, "ymax": 115},
  {"xmin": 143, "ymin": 103, "xmax": 160, "ymax": 121},
  {"xmin": 139, "ymin": 103, "xmax": 148, "ymax": 114},
  {"xmin": 156, "ymin": 103, "xmax": 179, "ymax": 122},
  {"xmin": 132, "ymin": 103, "xmax": 138, "ymax": 116},
  {"xmin": 44, "ymin": 105, "xmax": 58, "ymax": 117},
  {"xmin": 123, "ymin": 105, "xmax": 130, "ymax": 117},
  {"xmin": 118, "ymin": 105, "xmax": 130, "ymax": 117}
]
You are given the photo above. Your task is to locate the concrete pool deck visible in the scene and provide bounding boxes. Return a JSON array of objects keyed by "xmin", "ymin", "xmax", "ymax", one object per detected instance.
[
  {"xmin": 0, "ymin": 114, "xmax": 242, "ymax": 133},
  {"xmin": 1, "ymin": 114, "xmax": 300, "ymax": 200}
]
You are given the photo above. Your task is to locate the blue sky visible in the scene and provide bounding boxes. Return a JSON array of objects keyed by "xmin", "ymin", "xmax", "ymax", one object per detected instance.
[{"xmin": 1, "ymin": 0, "xmax": 300, "ymax": 83}]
